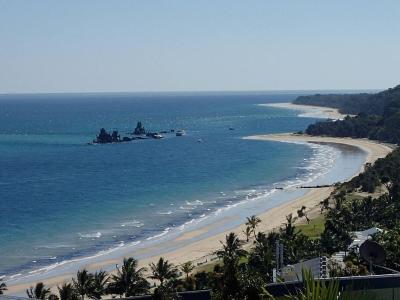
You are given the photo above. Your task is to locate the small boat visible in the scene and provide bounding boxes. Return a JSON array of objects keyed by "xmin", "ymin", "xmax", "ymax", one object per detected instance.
[
  {"xmin": 153, "ymin": 133, "xmax": 163, "ymax": 139},
  {"xmin": 229, "ymin": 127, "xmax": 235, "ymax": 130},
  {"xmin": 176, "ymin": 130, "xmax": 186, "ymax": 136}
]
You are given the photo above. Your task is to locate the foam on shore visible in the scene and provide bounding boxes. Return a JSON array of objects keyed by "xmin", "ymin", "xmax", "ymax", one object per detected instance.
[{"xmin": 5, "ymin": 137, "xmax": 378, "ymax": 294}]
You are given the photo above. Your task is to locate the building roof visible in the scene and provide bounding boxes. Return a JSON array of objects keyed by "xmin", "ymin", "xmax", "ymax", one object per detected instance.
[{"xmin": 349, "ymin": 227, "xmax": 382, "ymax": 249}]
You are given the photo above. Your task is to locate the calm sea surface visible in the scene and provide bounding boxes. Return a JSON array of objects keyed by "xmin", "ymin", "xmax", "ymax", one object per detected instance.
[{"xmin": 0, "ymin": 92, "xmax": 344, "ymax": 276}]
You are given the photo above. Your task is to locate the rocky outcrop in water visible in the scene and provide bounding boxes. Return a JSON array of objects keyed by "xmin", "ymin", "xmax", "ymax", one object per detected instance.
[
  {"xmin": 95, "ymin": 128, "xmax": 121, "ymax": 144},
  {"xmin": 134, "ymin": 122, "xmax": 146, "ymax": 135},
  {"xmin": 92, "ymin": 122, "xmax": 179, "ymax": 144}
]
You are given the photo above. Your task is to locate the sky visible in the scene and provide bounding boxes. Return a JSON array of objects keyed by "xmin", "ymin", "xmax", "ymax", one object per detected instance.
[{"xmin": 0, "ymin": 1, "xmax": 399, "ymax": 93}]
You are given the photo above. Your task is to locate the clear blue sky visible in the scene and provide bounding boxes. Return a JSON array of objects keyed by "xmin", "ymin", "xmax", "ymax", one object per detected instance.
[{"xmin": 0, "ymin": 1, "xmax": 399, "ymax": 93}]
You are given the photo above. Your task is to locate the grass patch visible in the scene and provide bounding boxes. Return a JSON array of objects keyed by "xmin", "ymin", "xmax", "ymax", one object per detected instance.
[
  {"xmin": 297, "ymin": 215, "xmax": 325, "ymax": 239},
  {"xmin": 345, "ymin": 193, "xmax": 365, "ymax": 202},
  {"xmin": 194, "ymin": 256, "xmax": 248, "ymax": 274},
  {"xmin": 194, "ymin": 260, "xmax": 219, "ymax": 273}
]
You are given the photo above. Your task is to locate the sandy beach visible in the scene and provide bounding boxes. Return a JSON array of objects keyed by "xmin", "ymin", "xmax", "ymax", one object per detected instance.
[
  {"xmin": 2, "ymin": 2, "xmax": 399, "ymax": 298},
  {"xmin": 6, "ymin": 133, "xmax": 395, "ymax": 295},
  {"xmin": 260, "ymin": 102, "xmax": 352, "ymax": 120}
]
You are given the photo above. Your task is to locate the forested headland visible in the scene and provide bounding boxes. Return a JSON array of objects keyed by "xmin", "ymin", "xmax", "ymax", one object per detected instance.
[{"xmin": 294, "ymin": 84, "xmax": 400, "ymax": 144}]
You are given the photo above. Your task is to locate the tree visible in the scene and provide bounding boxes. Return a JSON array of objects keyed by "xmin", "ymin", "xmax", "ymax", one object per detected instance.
[
  {"xmin": 150, "ymin": 258, "xmax": 179, "ymax": 300},
  {"xmin": 180, "ymin": 261, "xmax": 195, "ymax": 280},
  {"xmin": 297, "ymin": 205, "xmax": 310, "ymax": 224},
  {"xmin": 0, "ymin": 279, "xmax": 7, "ymax": 295},
  {"xmin": 27, "ymin": 282, "xmax": 51, "ymax": 299},
  {"xmin": 243, "ymin": 226, "xmax": 252, "ymax": 242},
  {"xmin": 149, "ymin": 257, "xmax": 178, "ymax": 287},
  {"xmin": 216, "ymin": 232, "xmax": 247, "ymax": 262},
  {"xmin": 321, "ymin": 218, "xmax": 353, "ymax": 255},
  {"xmin": 58, "ymin": 283, "xmax": 79, "ymax": 300},
  {"xmin": 248, "ymin": 232, "xmax": 277, "ymax": 283},
  {"xmin": 216, "ymin": 232, "xmax": 247, "ymax": 299},
  {"xmin": 237, "ymin": 268, "xmax": 265, "ymax": 300},
  {"xmin": 282, "ymin": 214, "xmax": 297, "ymax": 240},
  {"xmin": 109, "ymin": 257, "xmax": 149, "ymax": 297},
  {"xmin": 72, "ymin": 269, "xmax": 93, "ymax": 300},
  {"xmin": 89, "ymin": 270, "xmax": 108, "ymax": 299},
  {"xmin": 375, "ymin": 224, "xmax": 400, "ymax": 270},
  {"xmin": 246, "ymin": 215, "xmax": 261, "ymax": 239},
  {"xmin": 382, "ymin": 175, "xmax": 395, "ymax": 201}
]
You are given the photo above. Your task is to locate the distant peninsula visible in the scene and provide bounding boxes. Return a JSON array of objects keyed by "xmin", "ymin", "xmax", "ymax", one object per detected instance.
[{"xmin": 294, "ymin": 84, "xmax": 400, "ymax": 144}]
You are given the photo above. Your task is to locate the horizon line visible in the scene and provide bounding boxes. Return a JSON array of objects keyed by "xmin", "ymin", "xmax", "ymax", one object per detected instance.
[{"xmin": 0, "ymin": 87, "xmax": 383, "ymax": 97}]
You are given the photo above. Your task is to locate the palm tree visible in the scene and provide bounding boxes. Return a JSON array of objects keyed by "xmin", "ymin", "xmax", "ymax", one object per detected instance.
[
  {"xmin": 89, "ymin": 270, "xmax": 108, "ymax": 299},
  {"xmin": 0, "ymin": 279, "xmax": 7, "ymax": 295},
  {"xmin": 283, "ymin": 213, "xmax": 297, "ymax": 239},
  {"xmin": 58, "ymin": 283, "xmax": 79, "ymax": 300},
  {"xmin": 27, "ymin": 282, "xmax": 51, "ymax": 299},
  {"xmin": 72, "ymin": 269, "xmax": 93, "ymax": 300},
  {"xmin": 216, "ymin": 232, "xmax": 247, "ymax": 265},
  {"xmin": 180, "ymin": 261, "xmax": 195, "ymax": 280},
  {"xmin": 149, "ymin": 257, "xmax": 178, "ymax": 287},
  {"xmin": 243, "ymin": 226, "xmax": 252, "ymax": 242},
  {"xmin": 246, "ymin": 215, "xmax": 261, "ymax": 238},
  {"xmin": 109, "ymin": 257, "xmax": 149, "ymax": 297},
  {"xmin": 215, "ymin": 232, "xmax": 247, "ymax": 299}
]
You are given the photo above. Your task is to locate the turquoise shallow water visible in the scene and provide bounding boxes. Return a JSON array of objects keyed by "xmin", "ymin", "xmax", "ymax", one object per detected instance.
[{"xmin": 0, "ymin": 92, "xmax": 363, "ymax": 280}]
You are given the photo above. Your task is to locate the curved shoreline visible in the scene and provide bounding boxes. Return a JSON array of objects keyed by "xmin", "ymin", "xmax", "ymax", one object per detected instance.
[
  {"xmin": 259, "ymin": 102, "xmax": 350, "ymax": 120},
  {"xmin": 244, "ymin": 133, "xmax": 394, "ymax": 167},
  {"xmin": 5, "ymin": 133, "xmax": 394, "ymax": 295}
]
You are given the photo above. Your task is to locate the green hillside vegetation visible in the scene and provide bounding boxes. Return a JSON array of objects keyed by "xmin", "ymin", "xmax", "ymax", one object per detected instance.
[
  {"xmin": 293, "ymin": 85, "xmax": 400, "ymax": 116},
  {"xmin": 295, "ymin": 84, "xmax": 400, "ymax": 144}
]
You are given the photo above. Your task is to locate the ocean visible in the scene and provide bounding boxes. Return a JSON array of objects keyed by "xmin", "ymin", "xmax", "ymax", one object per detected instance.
[{"xmin": 0, "ymin": 92, "xmax": 365, "ymax": 282}]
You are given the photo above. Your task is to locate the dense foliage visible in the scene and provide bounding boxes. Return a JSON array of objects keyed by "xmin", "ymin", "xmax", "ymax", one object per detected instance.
[
  {"xmin": 296, "ymin": 84, "xmax": 400, "ymax": 144},
  {"xmin": 320, "ymin": 148, "xmax": 400, "ymax": 269},
  {"xmin": 294, "ymin": 85, "xmax": 400, "ymax": 116},
  {"xmin": 346, "ymin": 148, "xmax": 400, "ymax": 194}
]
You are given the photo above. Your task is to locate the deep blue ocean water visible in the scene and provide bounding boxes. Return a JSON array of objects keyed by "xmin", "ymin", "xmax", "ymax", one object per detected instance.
[{"xmin": 0, "ymin": 92, "xmax": 331, "ymax": 277}]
